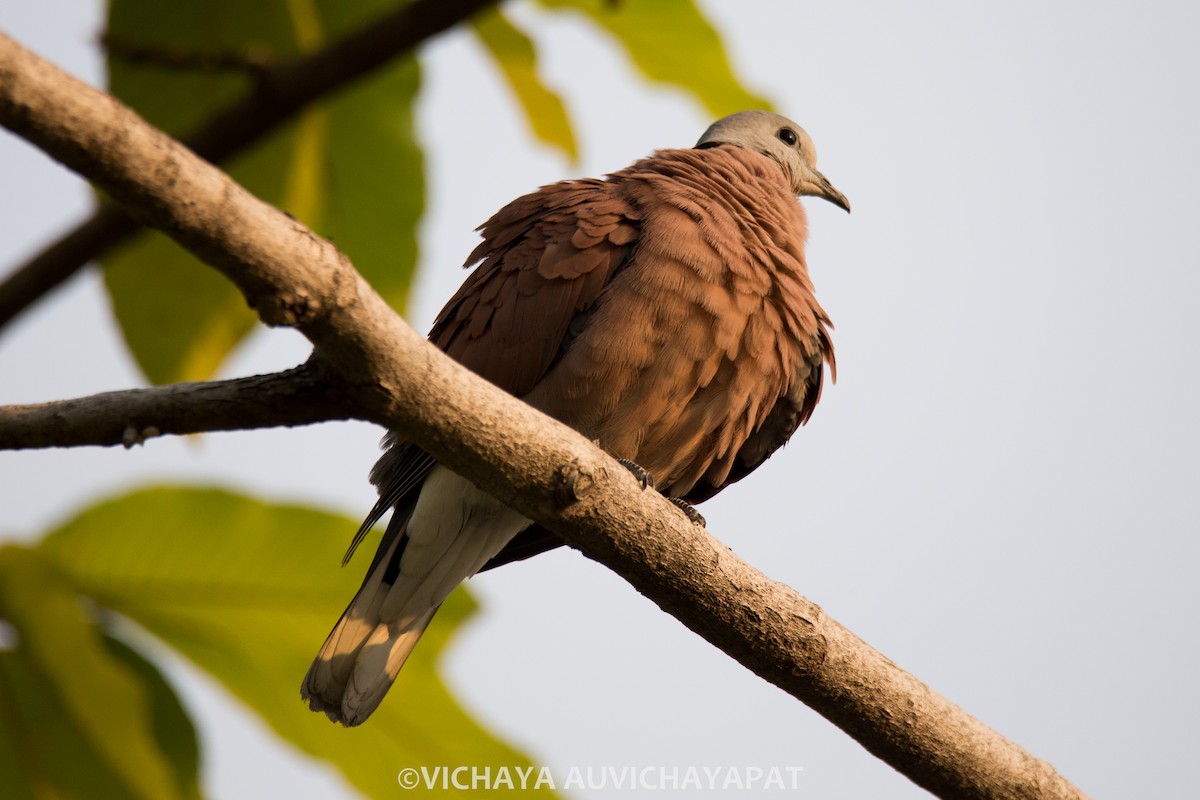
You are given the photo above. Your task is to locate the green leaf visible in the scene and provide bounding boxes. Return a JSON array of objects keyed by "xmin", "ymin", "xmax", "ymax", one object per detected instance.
[
  {"xmin": 37, "ymin": 487, "xmax": 554, "ymax": 798},
  {"xmin": 538, "ymin": 0, "xmax": 773, "ymax": 117},
  {"xmin": 321, "ymin": 58, "xmax": 424, "ymax": 311},
  {"xmin": 103, "ymin": 0, "xmax": 424, "ymax": 384},
  {"xmin": 0, "ymin": 546, "xmax": 201, "ymax": 800},
  {"xmin": 308, "ymin": 0, "xmax": 427, "ymax": 314},
  {"xmin": 103, "ymin": 0, "xmax": 300, "ymax": 385},
  {"xmin": 102, "ymin": 635, "xmax": 202, "ymax": 799},
  {"xmin": 103, "ymin": 232, "xmax": 263, "ymax": 384},
  {"xmin": 472, "ymin": 8, "xmax": 579, "ymax": 162}
]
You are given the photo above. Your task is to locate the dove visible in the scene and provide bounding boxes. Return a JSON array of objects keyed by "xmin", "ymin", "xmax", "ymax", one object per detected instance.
[{"xmin": 303, "ymin": 110, "xmax": 849, "ymax": 725}]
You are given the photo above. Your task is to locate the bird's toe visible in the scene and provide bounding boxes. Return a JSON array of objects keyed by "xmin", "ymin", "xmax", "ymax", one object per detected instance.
[
  {"xmin": 618, "ymin": 459, "xmax": 655, "ymax": 489},
  {"xmin": 670, "ymin": 497, "xmax": 706, "ymax": 527}
]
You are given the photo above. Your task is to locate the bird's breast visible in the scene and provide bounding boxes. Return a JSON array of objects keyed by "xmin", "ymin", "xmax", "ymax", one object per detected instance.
[{"xmin": 523, "ymin": 176, "xmax": 822, "ymax": 496}]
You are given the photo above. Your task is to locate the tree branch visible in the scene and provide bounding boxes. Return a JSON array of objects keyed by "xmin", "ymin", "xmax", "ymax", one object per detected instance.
[
  {"xmin": 101, "ymin": 33, "xmax": 277, "ymax": 76},
  {"xmin": 0, "ymin": 31, "xmax": 1090, "ymax": 800},
  {"xmin": 0, "ymin": 0, "xmax": 497, "ymax": 331},
  {"xmin": 0, "ymin": 362, "xmax": 352, "ymax": 449},
  {"xmin": 0, "ymin": 205, "xmax": 137, "ymax": 328}
]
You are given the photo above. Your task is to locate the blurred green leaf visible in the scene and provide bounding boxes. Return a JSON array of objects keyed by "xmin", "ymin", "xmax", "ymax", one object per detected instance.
[
  {"xmin": 36, "ymin": 487, "xmax": 554, "ymax": 798},
  {"xmin": 102, "ymin": 0, "xmax": 298, "ymax": 385},
  {"xmin": 473, "ymin": 8, "xmax": 579, "ymax": 162},
  {"xmin": 102, "ymin": 634, "xmax": 202, "ymax": 799},
  {"xmin": 103, "ymin": 0, "xmax": 423, "ymax": 384},
  {"xmin": 539, "ymin": 0, "xmax": 772, "ymax": 116},
  {"xmin": 0, "ymin": 546, "xmax": 200, "ymax": 800},
  {"xmin": 311, "ymin": 0, "xmax": 426, "ymax": 314}
]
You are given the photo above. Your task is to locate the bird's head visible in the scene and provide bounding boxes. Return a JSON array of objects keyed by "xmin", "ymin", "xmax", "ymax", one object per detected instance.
[{"xmin": 696, "ymin": 110, "xmax": 850, "ymax": 213}]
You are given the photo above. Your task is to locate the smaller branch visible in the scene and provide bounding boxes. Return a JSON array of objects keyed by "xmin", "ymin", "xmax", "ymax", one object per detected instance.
[
  {"xmin": 0, "ymin": 205, "xmax": 137, "ymax": 328},
  {"xmin": 101, "ymin": 34, "xmax": 276, "ymax": 76},
  {"xmin": 0, "ymin": 362, "xmax": 353, "ymax": 450}
]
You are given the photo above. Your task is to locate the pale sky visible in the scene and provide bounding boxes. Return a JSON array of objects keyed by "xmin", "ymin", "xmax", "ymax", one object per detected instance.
[{"xmin": 2, "ymin": 1, "xmax": 1198, "ymax": 797}]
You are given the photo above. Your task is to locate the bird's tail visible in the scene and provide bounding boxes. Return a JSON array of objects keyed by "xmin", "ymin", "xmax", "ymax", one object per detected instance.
[
  {"xmin": 301, "ymin": 594, "xmax": 436, "ymax": 726},
  {"xmin": 301, "ymin": 508, "xmax": 435, "ymax": 726},
  {"xmin": 302, "ymin": 466, "xmax": 532, "ymax": 725}
]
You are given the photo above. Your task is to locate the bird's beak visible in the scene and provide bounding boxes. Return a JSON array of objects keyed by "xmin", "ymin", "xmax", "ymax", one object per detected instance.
[{"xmin": 799, "ymin": 168, "xmax": 851, "ymax": 213}]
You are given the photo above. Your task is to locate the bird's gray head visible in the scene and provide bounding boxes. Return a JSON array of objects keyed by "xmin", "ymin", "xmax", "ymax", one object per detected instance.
[{"xmin": 696, "ymin": 110, "xmax": 850, "ymax": 212}]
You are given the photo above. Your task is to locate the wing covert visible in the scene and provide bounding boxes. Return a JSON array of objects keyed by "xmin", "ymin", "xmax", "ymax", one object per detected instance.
[{"xmin": 430, "ymin": 180, "xmax": 642, "ymax": 396}]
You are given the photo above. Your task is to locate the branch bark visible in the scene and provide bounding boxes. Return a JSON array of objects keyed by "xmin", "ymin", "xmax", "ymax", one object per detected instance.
[
  {"xmin": 0, "ymin": 0, "xmax": 497, "ymax": 330},
  {"xmin": 0, "ymin": 362, "xmax": 351, "ymax": 449},
  {"xmin": 0, "ymin": 31, "xmax": 1090, "ymax": 800}
]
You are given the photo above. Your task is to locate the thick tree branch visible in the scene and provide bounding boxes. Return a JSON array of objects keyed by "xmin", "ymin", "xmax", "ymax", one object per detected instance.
[
  {"xmin": 0, "ymin": 32, "xmax": 1090, "ymax": 800},
  {"xmin": 0, "ymin": 362, "xmax": 352, "ymax": 449},
  {"xmin": 0, "ymin": 0, "xmax": 497, "ymax": 330}
]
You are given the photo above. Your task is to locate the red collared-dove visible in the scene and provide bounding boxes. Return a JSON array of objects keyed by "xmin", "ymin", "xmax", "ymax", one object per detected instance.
[{"xmin": 303, "ymin": 110, "xmax": 849, "ymax": 725}]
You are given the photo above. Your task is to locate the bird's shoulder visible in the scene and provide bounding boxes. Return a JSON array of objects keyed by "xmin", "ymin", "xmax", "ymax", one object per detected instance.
[{"xmin": 428, "ymin": 177, "xmax": 642, "ymax": 397}]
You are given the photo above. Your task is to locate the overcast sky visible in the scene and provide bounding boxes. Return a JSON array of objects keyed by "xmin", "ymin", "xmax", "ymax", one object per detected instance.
[{"xmin": 2, "ymin": 1, "xmax": 1198, "ymax": 797}]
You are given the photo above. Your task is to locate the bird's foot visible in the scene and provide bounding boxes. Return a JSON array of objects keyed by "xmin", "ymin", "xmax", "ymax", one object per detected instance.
[
  {"xmin": 618, "ymin": 459, "xmax": 655, "ymax": 490},
  {"xmin": 615, "ymin": 459, "xmax": 702, "ymax": 525},
  {"xmin": 670, "ymin": 498, "xmax": 706, "ymax": 527}
]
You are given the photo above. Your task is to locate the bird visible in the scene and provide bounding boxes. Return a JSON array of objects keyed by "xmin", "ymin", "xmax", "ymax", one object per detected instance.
[{"xmin": 302, "ymin": 110, "xmax": 849, "ymax": 726}]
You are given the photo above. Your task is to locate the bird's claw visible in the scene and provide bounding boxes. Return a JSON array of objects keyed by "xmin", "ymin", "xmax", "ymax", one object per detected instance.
[
  {"xmin": 616, "ymin": 461, "xmax": 703, "ymax": 525},
  {"xmin": 618, "ymin": 459, "xmax": 655, "ymax": 490},
  {"xmin": 670, "ymin": 498, "xmax": 706, "ymax": 527}
]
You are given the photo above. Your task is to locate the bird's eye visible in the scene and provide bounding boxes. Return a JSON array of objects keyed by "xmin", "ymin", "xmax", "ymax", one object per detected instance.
[{"xmin": 777, "ymin": 128, "xmax": 799, "ymax": 147}]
